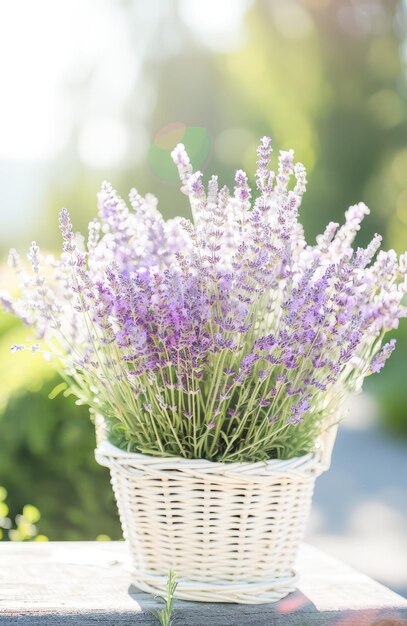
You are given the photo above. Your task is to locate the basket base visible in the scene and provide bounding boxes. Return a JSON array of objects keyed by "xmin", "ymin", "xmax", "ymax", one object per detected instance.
[{"xmin": 130, "ymin": 567, "xmax": 298, "ymax": 604}]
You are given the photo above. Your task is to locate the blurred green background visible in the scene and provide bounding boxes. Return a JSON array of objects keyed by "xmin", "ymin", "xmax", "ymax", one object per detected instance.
[{"xmin": 0, "ymin": 0, "xmax": 406, "ymax": 541}]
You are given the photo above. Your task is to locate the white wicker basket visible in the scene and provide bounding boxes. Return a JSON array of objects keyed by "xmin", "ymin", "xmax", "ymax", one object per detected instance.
[{"xmin": 95, "ymin": 420, "xmax": 337, "ymax": 604}]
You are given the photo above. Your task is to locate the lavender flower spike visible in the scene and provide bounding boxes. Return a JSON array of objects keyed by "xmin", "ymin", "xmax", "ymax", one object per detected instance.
[
  {"xmin": 2, "ymin": 135, "xmax": 406, "ymax": 463},
  {"xmin": 370, "ymin": 340, "xmax": 396, "ymax": 374}
]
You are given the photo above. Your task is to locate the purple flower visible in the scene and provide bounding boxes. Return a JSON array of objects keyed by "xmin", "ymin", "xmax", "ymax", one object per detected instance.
[
  {"xmin": 2, "ymin": 135, "xmax": 406, "ymax": 463},
  {"xmin": 370, "ymin": 339, "xmax": 396, "ymax": 374},
  {"xmin": 10, "ymin": 344, "xmax": 25, "ymax": 352}
]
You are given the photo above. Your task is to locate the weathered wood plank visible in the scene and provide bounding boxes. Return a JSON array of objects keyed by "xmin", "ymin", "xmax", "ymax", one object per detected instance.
[{"xmin": 1, "ymin": 542, "xmax": 406, "ymax": 625}]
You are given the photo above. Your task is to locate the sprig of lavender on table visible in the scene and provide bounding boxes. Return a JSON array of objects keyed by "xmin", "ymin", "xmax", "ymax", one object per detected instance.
[
  {"xmin": 2, "ymin": 137, "xmax": 406, "ymax": 462},
  {"xmin": 151, "ymin": 570, "xmax": 177, "ymax": 626}
]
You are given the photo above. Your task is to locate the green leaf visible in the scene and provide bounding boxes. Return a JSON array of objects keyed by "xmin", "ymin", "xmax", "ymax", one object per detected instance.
[
  {"xmin": 0, "ymin": 502, "xmax": 9, "ymax": 517},
  {"xmin": 22, "ymin": 505, "xmax": 41, "ymax": 524},
  {"xmin": 48, "ymin": 382, "xmax": 68, "ymax": 400}
]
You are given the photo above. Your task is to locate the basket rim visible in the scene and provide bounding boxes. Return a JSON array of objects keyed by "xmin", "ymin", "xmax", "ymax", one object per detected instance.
[{"xmin": 95, "ymin": 437, "xmax": 324, "ymax": 474}]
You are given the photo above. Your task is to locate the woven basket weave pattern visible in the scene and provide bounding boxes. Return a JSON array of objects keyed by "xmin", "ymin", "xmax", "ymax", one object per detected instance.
[{"xmin": 96, "ymin": 441, "xmax": 328, "ymax": 603}]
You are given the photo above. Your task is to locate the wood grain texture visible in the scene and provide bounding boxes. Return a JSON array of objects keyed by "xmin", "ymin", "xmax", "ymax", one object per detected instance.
[{"xmin": 1, "ymin": 542, "xmax": 406, "ymax": 625}]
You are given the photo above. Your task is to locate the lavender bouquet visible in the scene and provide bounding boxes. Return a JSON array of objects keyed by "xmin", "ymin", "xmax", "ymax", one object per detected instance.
[{"xmin": 2, "ymin": 138, "xmax": 406, "ymax": 463}]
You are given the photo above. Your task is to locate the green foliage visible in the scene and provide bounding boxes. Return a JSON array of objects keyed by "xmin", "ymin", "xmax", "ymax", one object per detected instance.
[
  {"xmin": 0, "ymin": 312, "xmax": 121, "ymax": 540},
  {"xmin": 365, "ymin": 322, "xmax": 407, "ymax": 437},
  {"xmin": 0, "ymin": 314, "xmax": 52, "ymax": 412},
  {"xmin": 0, "ymin": 486, "xmax": 47, "ymax": 542},
  {"xmin": 151, "ymin": 570, "xmax": 178, "ymax": 626},
  {"xmin": 0, "ymin": 374, "xmax": 122, "ymax": 539}
]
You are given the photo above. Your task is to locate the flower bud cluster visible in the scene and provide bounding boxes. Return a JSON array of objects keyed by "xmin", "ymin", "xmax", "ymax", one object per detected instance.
[{"xmin": 2, "ymin": 137, "xmax": 406, "ymax": 462}]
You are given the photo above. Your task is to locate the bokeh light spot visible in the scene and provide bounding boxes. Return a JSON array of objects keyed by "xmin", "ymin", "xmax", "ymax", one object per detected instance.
[
  {"xmin": 368, "ymin": 90, "xmax": 405, "ymax": 129},
  {"xmin": 148, "ymin": 125, "xmax": 210, "ymax": 182},
  {"xmin": 396, "ymin": 189, "xmax": 407, "ymax": 226},
  {"xmin": 367, "ymin": 37, "xmax": 401, "ymax": 80},
  {"xmin": 155, "ymin": 122, "xmax": 187, "ymax": 149},
  {"xmin": 270, "ymin": 1, "xmax": 314, "ymax": 39},
  {"xmin": 303, "ymin": 0, "xmax": 330, "ymax": 9},
  {"xmin": 387, "ymin": 214, "xmax": 407, "ymax": 254},
  {"xmin": 276, "ymin": 592, "xmax": 311, "ymax": 614},
  {"xmin": 391, "ymin": 149, "xmax": 407, "ymax": 187},
  {"xmin": 178, "ymin": 0, "xmax": 253, "ymax": 52}
]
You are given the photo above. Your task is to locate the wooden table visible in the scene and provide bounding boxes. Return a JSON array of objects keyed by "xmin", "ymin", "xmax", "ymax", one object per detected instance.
[{"xmin": 1, "ymin": 542, "xmax": 407, "ymax": 625}]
